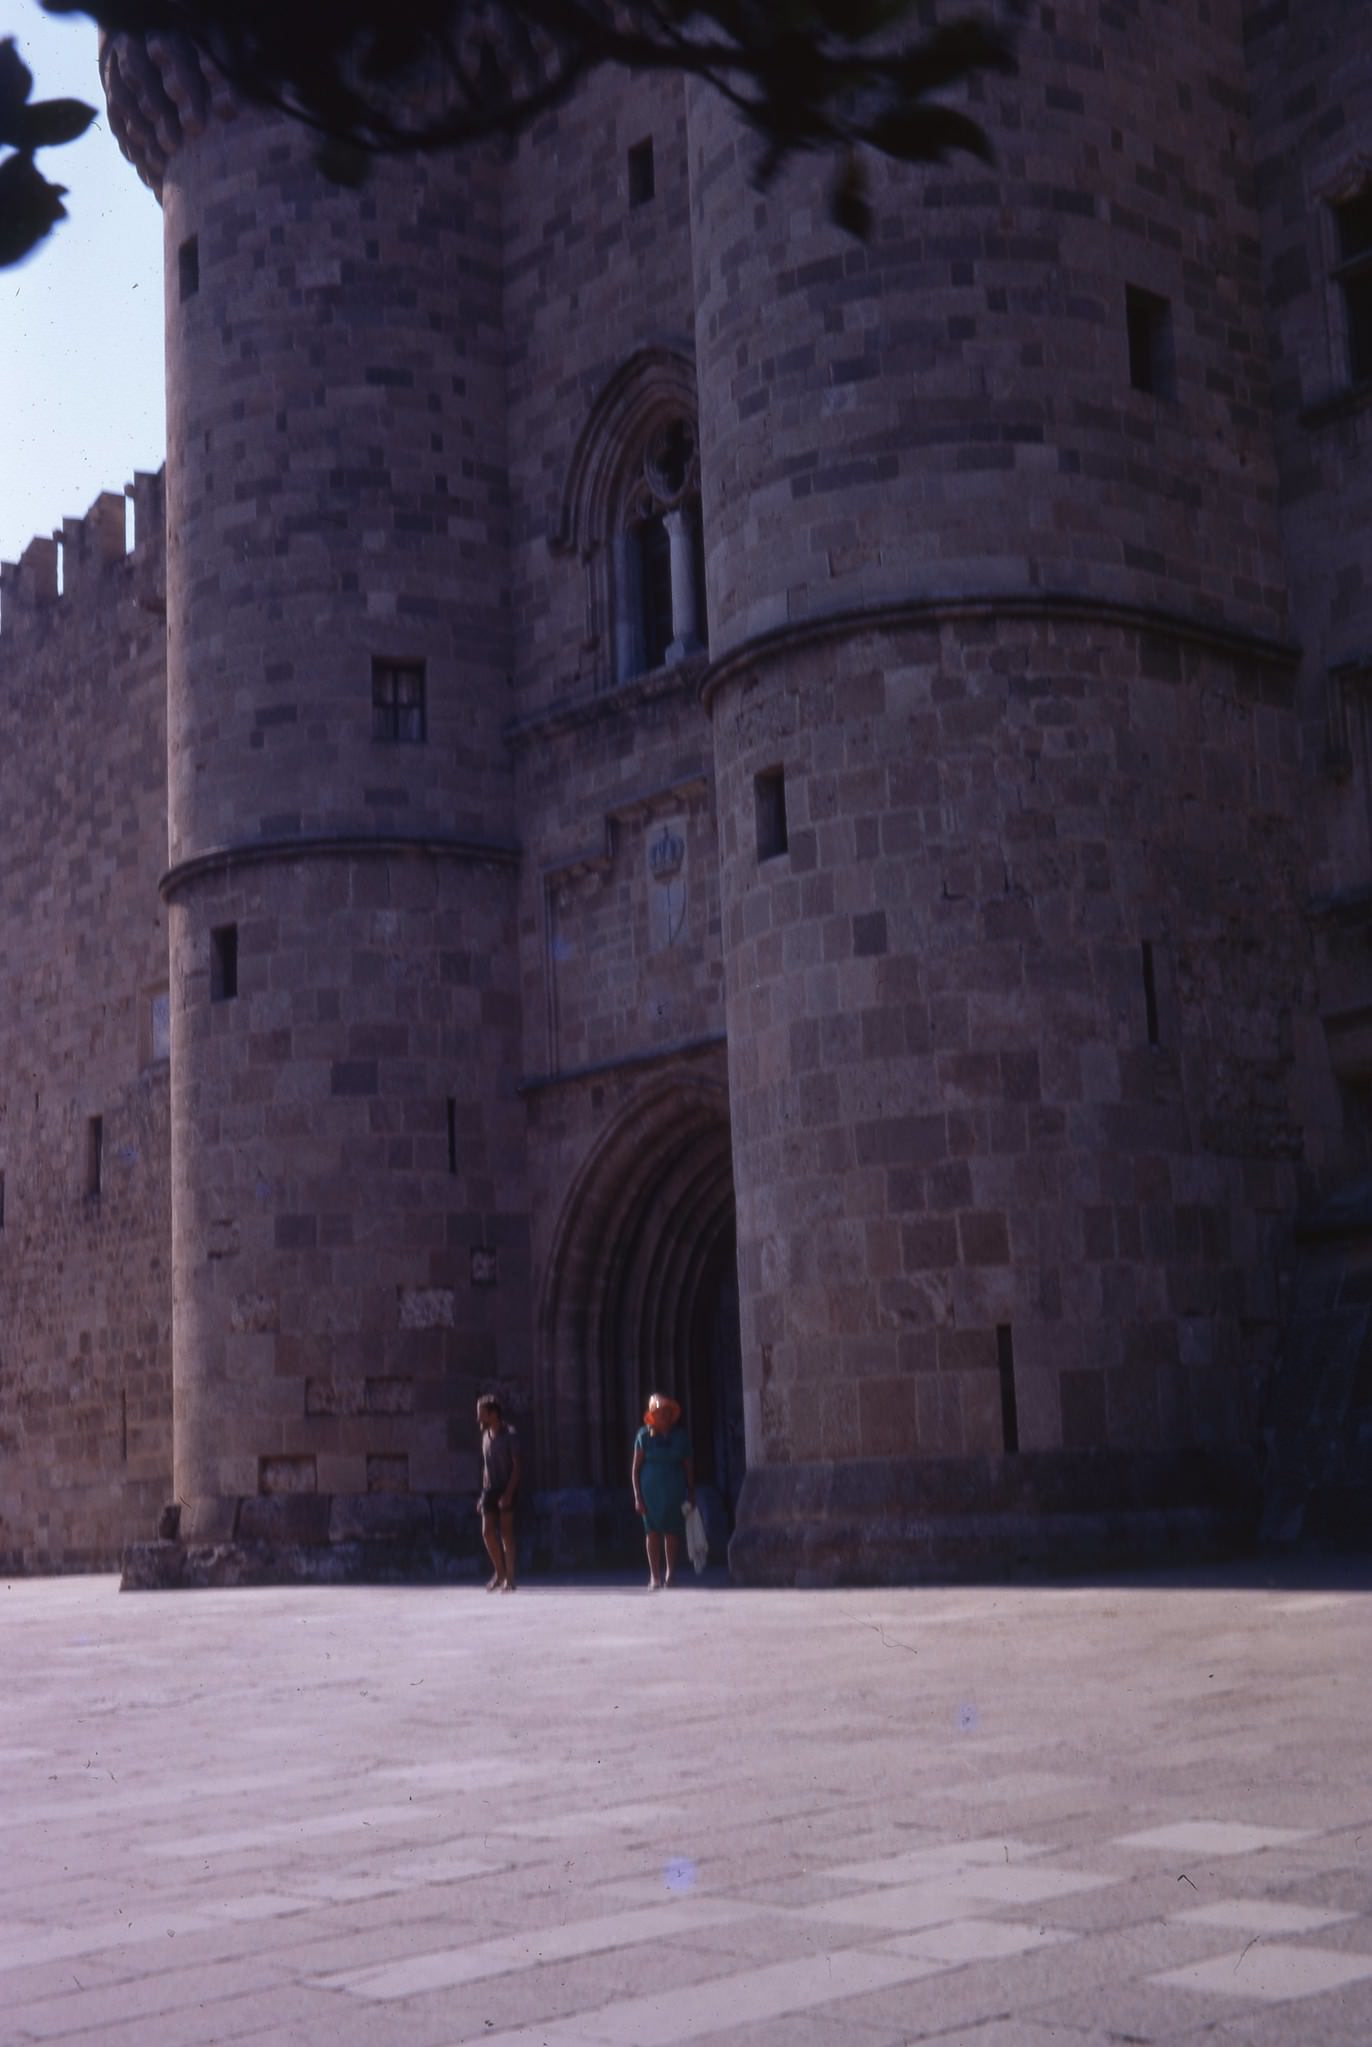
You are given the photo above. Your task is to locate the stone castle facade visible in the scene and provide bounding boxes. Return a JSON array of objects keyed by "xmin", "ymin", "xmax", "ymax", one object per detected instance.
[{"xmin": 1, "ymin": 0, "xmax": 1370, "ymax": 1583}]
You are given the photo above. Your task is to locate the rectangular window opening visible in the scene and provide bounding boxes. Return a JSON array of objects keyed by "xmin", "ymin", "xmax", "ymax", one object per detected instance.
[
  {"xmin": 178, "ymin": 234, "xmax": 199, "ymax": 301},
  {"xmin": 372, "ymin": 657, "xmax": 427, "ymax": 743},
  {"xmin": 1126, "ymin": 284, "xmax": 1175, "ymax": 397},
  {"xmin": 996, "ymin": 1323, "xmax": 1019, "ymax": 1455},
  {"xmin": 86, "ymin": 1115, "xmax": 103, "ymax": 1199},
  {"xmin": 1141, "ymin": 939, "xmax": 1160, "ymax": 1047},
  {"xmin": 633, "ymin": 517, "xmax": 674, "ymax": 673},
  {"xmin": 1333, "ymin": 191, "xmax": 1372, "ymax": 386},
  {"xmin": 0, "ymin": 1169, "xmax": 6, "ymax": 1229},
  {"xmin": 210, "ymin": 923, "xmax": 239, "ymax": 1003},
  {"xmin": 755, "ymin": 766, "xmax": 789, "ymax": 862},
  {"xmin": 628, "ymin": 137, "xmax": 655, "ymax": 207},
  {"xmin": 446, "ymin": 1097, "xmax": 458, "ymax": 1177}
]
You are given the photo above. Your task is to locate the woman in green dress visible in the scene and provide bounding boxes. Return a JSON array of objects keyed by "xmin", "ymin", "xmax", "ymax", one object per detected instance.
[{"xmin": 631, "ymin": 1392, "xmax": 695, "ymax": 1589}]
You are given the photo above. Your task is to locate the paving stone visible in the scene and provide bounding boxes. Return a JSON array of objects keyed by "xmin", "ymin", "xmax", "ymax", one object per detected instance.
[{"xmin": 3, "ymin": 1562, "xmax": 1371, "ymax": 2047}]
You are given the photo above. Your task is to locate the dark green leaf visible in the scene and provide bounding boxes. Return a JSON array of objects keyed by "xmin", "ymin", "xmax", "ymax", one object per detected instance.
[
  {"xmin": 0, "ymin": 151, "xmax": 67, "ymax": 268},
  {"xmin": 870, "ymin": 102, "xmax": 996, "ymax": 164},
  {"xmin": 0, "ymin": 36, "xmax": 35, "ymax": 147},
  {"xmin": 18, "ymin": 96, "xmax": 96, "ymax": 151}
]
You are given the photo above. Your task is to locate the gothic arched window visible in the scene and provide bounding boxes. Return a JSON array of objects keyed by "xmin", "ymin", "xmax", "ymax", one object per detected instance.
[{"xmin": 554, "ymin": 350, "xmax": 708, "ymax": 693}]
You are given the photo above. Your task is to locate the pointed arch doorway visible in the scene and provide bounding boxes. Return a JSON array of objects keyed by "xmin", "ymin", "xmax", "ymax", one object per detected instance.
[{"xmin": 539, "ymin": 1073, "xmax": 744, "ymax": 1546}]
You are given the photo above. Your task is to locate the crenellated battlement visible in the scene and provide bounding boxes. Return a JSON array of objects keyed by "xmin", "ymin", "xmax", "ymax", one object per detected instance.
[
  {"xmin": 100, "ymin": 30, "xmax": 234, "ymax": 198},
  {"xmin": 0, "ymin": 469, "xmax": 166, "ymax": 644}
]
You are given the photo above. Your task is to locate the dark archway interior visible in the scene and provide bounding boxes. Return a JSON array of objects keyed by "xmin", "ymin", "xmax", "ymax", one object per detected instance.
[{"xmin": 542, "ymin": 1081, "xmax": 743, "ymax": 1520}]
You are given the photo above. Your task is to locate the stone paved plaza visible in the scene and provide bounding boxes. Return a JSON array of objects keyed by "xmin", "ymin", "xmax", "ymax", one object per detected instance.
[{"xmin": 3, "ymin": 1558, "xmax": 1371, "ymax": 2046}]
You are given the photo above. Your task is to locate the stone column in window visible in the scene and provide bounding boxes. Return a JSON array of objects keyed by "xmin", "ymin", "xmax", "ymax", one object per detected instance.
[{"xmin": 664, "ymin": 504, "xmax": 703, "ymax": 663}]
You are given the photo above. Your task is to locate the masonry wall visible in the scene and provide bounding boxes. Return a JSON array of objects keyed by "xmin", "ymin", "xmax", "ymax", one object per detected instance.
[
  {"xmin": 501, "ymin": 68, "xmax": 735, "ymax": 1507},
  {"xmin": 4, "ymin": 10, "xmax": 1364, "ymax": 1578},
  {"xmin": 711, "ymin": 617, "xmax": 1329, "ymax": 1481},
  {"xmin": 167, "ymin": 850, "xmax": 526, "ymax": 1538},
  {"xmin": 687, "ymin": 0, "xmax": 1348, "ymax": 1563},
  {"xmin": 150, "ymin": 86, "xmax": 533, "ymax": 1546},
  {"xmin": 503, "ymin": 68, "xmax": 696, "ymax": 721},
  {"xmin": 691, "ymin": 0, "xmax": 1289, "ymax": 655},
  {"xmin": 0, "ymin": 483, "xmax": 172, "ymax": 1569},
  {"xmin": 1244, "ymin": 0, "xmax": 1372, "ymax": 1085}
]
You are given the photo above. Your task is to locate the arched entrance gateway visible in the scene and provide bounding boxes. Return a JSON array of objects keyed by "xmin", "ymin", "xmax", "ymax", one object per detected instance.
[{"xmin": 536, "ymin": 1074, "xmax": 743, "ymax": 1566}]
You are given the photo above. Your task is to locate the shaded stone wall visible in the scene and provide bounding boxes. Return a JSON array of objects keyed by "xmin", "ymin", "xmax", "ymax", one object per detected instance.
[
  {"xmin": 4, "ymin": 5, "xmax": 1368, "ymax": 1578},
  {"xmin": 709, "ymin": 617, "xmax": 1323, "ymax": 1483},
  {"xmin": 511, "ymin": 671, "xmax": 722, "ymax": 1085},
  {"xmin": 1244, "ymin": 1, "xmax": 1372, "ymax": 1091},
  {"xmin": 158, "ymin": 106, "xmax": 513, "ymax": 859},
  {"xmin": 691, "ymin": 0, "xmax": 1287, "ymax": 654},
  {"xmin": 687, "ymin": 0, "xmax": 1349, "ymax": 1573},
  {"xmin": 167, "ymin": 850, "xmax": 525, "ymax": 1542},
  {"xmin": 0, "ymin": 480, "xmax": 172, "ymax": 1569},
  {"xmin": 504, "ymin": 69, "xmax": 696, "ymax": 720},
  {"xmin": 149, "ymin": 68, "xmax": 527, "ymax": 1551},
  {"xmin": 501, "ymin": 68, "xmax": 732, "ymax": 1519}
]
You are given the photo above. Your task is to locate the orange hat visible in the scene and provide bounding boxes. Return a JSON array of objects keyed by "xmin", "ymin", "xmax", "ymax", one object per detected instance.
[{"xmin": 644, "ymin": 1393, "xmax": 681, "ymax": 1431}]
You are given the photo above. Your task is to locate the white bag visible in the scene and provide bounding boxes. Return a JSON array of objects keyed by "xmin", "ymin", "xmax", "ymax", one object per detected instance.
[{"xmin": 682, "ymin": 1499, "xmax": 709, "ymax": 1574}]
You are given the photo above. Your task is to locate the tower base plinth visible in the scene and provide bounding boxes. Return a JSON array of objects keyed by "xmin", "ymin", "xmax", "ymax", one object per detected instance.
[{"xmin": 727, "ymin": 1451, "xmax": 1260, "ymax": 1588}]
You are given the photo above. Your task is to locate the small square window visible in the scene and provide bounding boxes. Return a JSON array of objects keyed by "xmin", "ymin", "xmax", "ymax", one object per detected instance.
[
  {"xmin": 210, "ymin": 924, "xmax": 238, "ymax": 1003},
  {"xmin": 1333, "ymin": 191, "xmax": 1372, "ymax": 386},
  {"xmin": 628, "ymin": 138, "xmax": 655, "ymax": 207},
  {"xmin": 1126, "ymin": 284, "xmax": 1175, "ymax": 397},
  {"xmin": 755, "ymin": 766, "xmax": 789, "ymax": 862},
  {"xmin": 178, "ymin": 235, "xmax": 199, "ymax": 301},
  {"xmin": 372, "ymin": 658, "xmax": 426, "ymax": 743}
]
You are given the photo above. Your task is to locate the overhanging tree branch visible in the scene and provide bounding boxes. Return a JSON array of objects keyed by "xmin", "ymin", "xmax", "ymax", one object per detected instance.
[{"xmin": 4, "ymin": 1, "xmax": 1015, "ymax": 263}]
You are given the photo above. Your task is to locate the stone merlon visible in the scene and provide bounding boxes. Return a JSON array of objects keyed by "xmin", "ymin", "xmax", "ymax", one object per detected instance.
[{"xmin": 99, "ymin": 30, "xmax": 234, "ymax": 197}]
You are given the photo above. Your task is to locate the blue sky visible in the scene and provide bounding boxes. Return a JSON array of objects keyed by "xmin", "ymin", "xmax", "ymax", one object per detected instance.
[{"xmin": 0, "ymin": 4, "xmax": 164, "ymax": 566}]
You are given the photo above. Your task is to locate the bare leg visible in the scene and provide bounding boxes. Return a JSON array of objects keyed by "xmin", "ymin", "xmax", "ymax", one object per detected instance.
[
  {"xmin": 663, "ymin": 1533, "xmax": 681, "ymax": 1586},
  {"xmin": 645, "ymin": 1530, "xmax": 664, "ymax": 1588},
  {"xmin": 482, "ymin": 1512, "xmax": 507, "ymax": 1588},
  {"xmin": 499, "ymin": 1509, "xmax": 518, "ymax": 1590}
]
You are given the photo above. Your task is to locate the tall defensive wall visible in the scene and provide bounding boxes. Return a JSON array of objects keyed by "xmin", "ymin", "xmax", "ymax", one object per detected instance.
[{"xmin": 0, "ymin": 479, "xmax": 172, "ymax": 1569}]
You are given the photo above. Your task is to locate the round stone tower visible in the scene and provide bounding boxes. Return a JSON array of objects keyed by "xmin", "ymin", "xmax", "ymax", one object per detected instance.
[
  {"xmin": 688, "ymin": 1, "xmax": 1329, "ymax": 1580},
  {"xmin": 103, "ymin": 36, "xmax": 527, "ymax": 1571}
]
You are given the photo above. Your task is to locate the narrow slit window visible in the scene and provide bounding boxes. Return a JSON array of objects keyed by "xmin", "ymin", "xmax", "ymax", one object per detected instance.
[
  {"xmin": 0, "ymin": 1169, "xmax": 6, "ymax": 1228},
  {"xmin": 178, "ymin": 235, "xmax": 199, "ymax": 301},
  {"xmin": 446, "ymin": 1098, "xmax": 458, "ymax": 1176},
  {"xmin": 755, "ymin": 766, "xmax": 789, "ymax": 862},
  {"xmin": 996, "ymin": 1323, "xmax": 1019, "ymax": 1455},
  {"xmin": 1126, "ymin": 284, "xmax": 1175, "ymax": 397},
  {"xmin": 628, "ymin": 137, "xmax": 655, "ymax": 207},
  {"xmin": 1141, "ymin": 939, "xmax": 1160, "ymax": 1047},
  {"xmin": 86, "ymin": 1116, "xmax": 103, "ymax": 1199},
  {"xmin": 1333, "ymin": 189, "xmax": 1372, "ymax": 386},
  {"xmin": 210, "ymin": 923, "xmax": 239, "ymax": 1003},
  {"xmin": 372, "ymin": 658, "xmax": 426, "ymax": 743}
]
